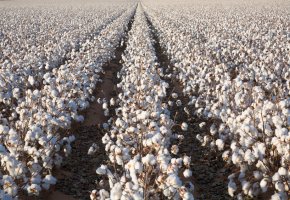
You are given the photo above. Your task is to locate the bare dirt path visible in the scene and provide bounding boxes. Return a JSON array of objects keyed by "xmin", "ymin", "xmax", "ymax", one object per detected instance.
[{"xmin": 146, "ymin": 15, "xmax": 232, "ymax": 200}]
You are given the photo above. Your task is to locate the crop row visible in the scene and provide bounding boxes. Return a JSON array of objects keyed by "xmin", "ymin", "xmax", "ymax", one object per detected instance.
[{"xmin": 93, "ymin": 4, "xmax": 194, "ymax": 200}]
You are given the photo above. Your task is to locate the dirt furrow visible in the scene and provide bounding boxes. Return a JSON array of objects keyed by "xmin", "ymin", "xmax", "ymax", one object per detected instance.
[{"xmin": 146, "ymin": 15, "xmax": 232, "ymax": 200}]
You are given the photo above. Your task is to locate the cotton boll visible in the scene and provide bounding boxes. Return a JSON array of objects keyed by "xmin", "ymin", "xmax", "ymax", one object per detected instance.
[
  {"xmin": 110, "ymin": 182, "xmax": 122, "ymax": 200},
  {"xmin": 228, "ymin": 179, "xmax": 237, "ymax": 197},
  {"xmin": 181, "ymin": 122, "xmax": 188, "ymax": 131},
  {"xmin": 2, "ymin": 175, "xmax": 17, "ymax": 196},
  {"xmin": 253, "ymin": 171, "xmax": 263, "ymax": 180},
  {"xmin": 28, "ymin": 76, "xmax": 35, "ymax": 86},
  {"xmin": 260, "ymin": 178, "xmax": 268, "ymax": 193},
  {"xmin": 163, "ymin": 187, "xmax": 171, "ymax": 197},
  {"xmin": 275, "ymin": 182, "xmax": 285, "ymax": 192},
  {"xmin": 134, "ymin": 161, "xmax": 142, "ymax": 173},
  {"xmin": 278, "ymin": 167, "xmax": 288, "ymax": 176},
  {"xmin": 90, "ymin": 190, "xmax": 97, "ymax": 200},
  {"xmin": 176, "ymin": 100, "xmax": 182, "ymax": 106},
  {"xmin": 215, "ymin": 139, "xmax": 224, "ymax": 150},
  {"xmin": 166, "ymin": 174, "xmax": 182, "ymax": 188},
  {"xmin": 68, "ymin": 135, "xmax": 75, "ymax": 143},
  {"xmin": 272, "ymin": 172, "xmax": 281, "ymax": 182},
  {"xmin": 271, "ymin": 192, "xmax": 288, "ymax": 200},
  {"xmin": 102, "ymin": 102, "xmax": 108, "ymax": 110},
  {"xmin": 272, "ymin": 116, "xmax": 284, "ymax": 128},
  {"xmin": 210, "ymin": 124, "xmax": 217, "ymax": 136},
  {"xmin": 199, "ymin": 122, "xmax": 206, "ymax": 128},
  {"xmin": 0, "ymin": 125, "xmax": 9, "ymax": 134},
  {"xmin": 43, "ymin": 175, "xmax": 57, "ymax": 185},
  {"xmin": 244, "ymin": 149, "xmax": 256, "ymax": 165},
  {"xmin": 183, "ymin": 156, "xmax": 191, "ymax": 167},
  {"xmin": 142, "ymin": 154, "xmax": 156, "ymax": 166},
  {"xmin": 160, "ymin": 126, "xmax": 168, "ymax": 134},
  {"xmin": 12, "ymin": 88, "xmax": 21, "ymax": 99},
  {"xmin": 172, "ymin": 93, "xmax": 178, "ymax": 99},
  {"xmin": 183, "ymin": 169, "xmax": 192, "ymax": 178},
  {"xmin": 171, "ymin": 145, "xmax": 179, "ymax": 155},
  {"xmin": 222, "ymin": 150, "xmax": 230, "ymax": 161},
  {"xmin": 146, "ymin": 96, "xmax": 153, "ymax": 103},
  {"xmin": 103, "ymin": 123, "xmax": 109, "ymax": 130},
  {"xmin": 104, "ymin": 109, "xmax": 109, "ymax": 116},
  {"xmin": 88, "ymin": 143, "xmax": 99, "ymax": 155},
  {"xmin": 110, "ymin": 98, "xmax": 115, "ymax": 106},
  {"xmin": 96, "ymin": 165, "xmax": 108, "ymax": 175},
  {"xmin": 196, "ymin": 134, "xmax": 203, "ymax": 143},
  {"xmin": 241, "ymin": 180, "xmax": 251, "ymax": 194},
  {"xmin": 168, "ymin": 100, "xmax": 174, "ymax": 107},
  {"xmin": 27, "ymin": 184, "xmax": 41, "ymax": 195},
  {"xmin": 179, "ymin": 186, "xmax": 194, "ymax": 200},
  {"xmin": 152, "ymin": 132, "xmax": 162, "ymax": 145}
]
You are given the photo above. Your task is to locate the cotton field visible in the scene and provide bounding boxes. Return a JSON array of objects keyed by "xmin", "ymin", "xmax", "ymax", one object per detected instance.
[{"xmin": 0, "ymin": 0, "xmax": 289, "ymax": 199}]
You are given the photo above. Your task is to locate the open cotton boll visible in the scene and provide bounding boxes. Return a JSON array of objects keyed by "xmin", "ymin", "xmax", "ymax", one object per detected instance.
[
  {"xmin": 244, "ymin": 149, "xmax": 256, "ymax": 164},
  {"xmin": 241, "ymin": 180, "xmax": 251, "ymax": 194},
  {"xmin": 172, "ymin": 93, "xmax": 178, "ymax": 99},
  {"xmin": 137, "ymin": 110, "xmax": 149, "ymax": 120},
  {"xmin": 171, "ymin": 145, "xmax": 179, "ymax": 155},
  {"xmin": 199, "ymin": 122, "xmax": 206, "ymax": 128},
  {"xmin": 110, "ymin": 182, "xmax": 122, "ymax": 200},
  {"xmin": 176, "ymin": 99, "xmax": 182, "ymax": 106},
  {"xmin": 183, "ymin": 169, "xmax": 192, "ymax": 178},
  {"xmin": 260, "ymin": 178, "xmax": 268, "ymax": 193},
  {"xmin": 275, "ymin": 182, "xmax": 285, "ymax": 192},
  {"xmin": 96, "ymin": 165, "xmax": 108, "ymax": 175},
  {"xmin": 215, "ymin": 139, "xmax": 224, "ymax": 150},
  {"xmin": 181, "ymin": 122, "xmax": 188, "ymax": 131},
  {"xmin": 228, "ymin": 179, "xmax": 237, "ymax": 197},
  {"xmin": 168, "ymin": 100, "xmax": 174, "ymax": 107},
  {"xmin": 28, "ymin": 76, "xmax": 35, "ymax": 86},
  {"xmin": 272, "ymin": 172, "xmax": 281, "ymax": 182},
  {"xmin": 181, "ymin": 191, "xmax": 194, "ymax": 200},
  {"xmin": 142, "ymin": 154, "xmax": 156, "ymax": 165},
  {"xmin": 271, "ymin": 192, "xmax": 288, "ymax": 200},
  {"xmin": 0, "ymin": 125, "xmax": 9, "ymax": 134},
  {"xmin": 166, "ymin": 174, "xmax": 182, "ymax": 188},
  {"xmin": 88, "ymin": 143, "xmax": 99, "ymax": 155},
  {"xmin": 27, "ymin": 184, "xmax": 41, "ymax": 195},
  {"xmin": 110, "ymin": 98, "xmax": 115, "ymax": 106},
  {"xmin": 43, "ymin": 175, "xmax": 57, "ymax": 185},
  {"xmin": 210, "ymin": 124, "xmax": 217, "ymax": 136},
  {"xmin": 102, "ymin": 102, "xmax": 108, "ymax": 110},
  {"xmin": 146, "ymin": 96, "xmax": 153, "ymax": 103},
  {"xmin": 272, "ymin": 116, "xmax": 284, "ymax": 128},
  {"xmin": 253, "ymin": 171, "xmax": 263, "ymax": 180},
  {"xmin": 278, "ymin": 167, "xmax": 288, "ymax": 176},
  {"xmin": 90, "ymin": 190, "xmax": 97, "ymax": 200}
]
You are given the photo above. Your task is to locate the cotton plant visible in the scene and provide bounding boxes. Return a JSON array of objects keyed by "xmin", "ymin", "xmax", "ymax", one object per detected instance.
[{"xmin": 94, "ymin": 4, "xmax": 194, "ymax": 200}]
